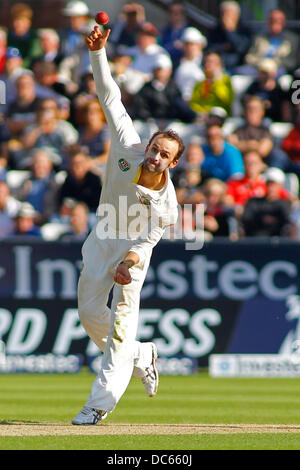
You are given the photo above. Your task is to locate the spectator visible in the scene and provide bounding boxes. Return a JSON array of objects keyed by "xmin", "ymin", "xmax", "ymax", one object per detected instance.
[
  {"xmin": 207, "ymin": 1, "xmax": 251, "ymax": 74},
  {"xmin": 245, "ymin": 9, "xmax": 299, "ymax": 76},
  {"xmin": 59, "ymin": 201, "xmax": 90, "ymax": 241},
  {"xmin": 125, "ymin": 22, "xmax": 170, "ymax": 76},
  {"xmin": 109, "ymin": 2, "xmax": 146, "ymax": 53},
  {"xmin": 201, "ymin": 124, "xmax": 244, "ymax": 182},
  {"xmin": 6, "ymin": 71, "xmax": 39, "ymax": 137},
  {"xmin": 226, "ymin": 150, "xmax": 267, "ymax": 209},
  {"xmin": 0, "ymin": 181, "xmax": 21, "ymax": 237},
  {"xmin": 241, "ymin": 167, "xmax": 291, "ymax": 236},
  {"xmin": 7, "ymin": 3, "xmax": 42, "ymax": 68},
  {"xmin": 60, "ymin": 0, "xmax": 90, "ymax": 58},
  {"xmin": 0, "ymin": 118, "xmax": 11, "ymax": 177},
  {"xmin": 35, "ymin": 28, "xmax": 64, "ymax": 67},
  {"xmin": 228, "ymin": 96, "xmax": 288, "ymax": 169},
  {"xmin": 21, "ymin": 98, "xmax": 78, "ymax": 163},
  {"xmin": 58, "ymin": 151, "xmax": 102, "ymax": 212},
  {"xmin": 202, "ymin": 178, "xmax": 236, "ymax": 238},
  {"xmin": 190, "ymin": 52, "xmax": 234, "ymax": 116},
  {"xmin": 172, "ymin": 138, "xmax": 204, "ymax": 189},
  {"xmin": 33, "ymin": 60, "xmax": 77, "ymax": 104},
  {"xmin": 58, "ymin": 18, "xmax": 94, "ymax": 85},
  {"xmin": 15, "ymin": 148, "xmax": 60, "ymax": 225},
  {"xmin": 243, "ymin": 59, "xmax": 292, "ymax": 122},
  {"xmin": 77, "ymin": 99, "xmax": 111, "ymax": 171},
  {"xmin": 174, "ymin": 27, "xmax": 207, "ymax": 102},
  {"xmin": 0, "ymin": 28, "xmax": 7, "ymax": 75},
  {"xmin": 13, "ymin": 202, "xmax": 41, "ymax": 237},
  {"xmin": 160, "ymin": 1, "xmax": 189, "ymax": 68},
  {"xmin": 281, "ymin": 103, "xmax": 300, "ymax": 178},
  {"xmin": 131, "ymin": 54, "xmax": 196, "ymax": 124},
  {"xmin": 0, "ymin": 47, "xmax": 27, "ymax": 110},
  {"xmin": 174, "ymin": 166, "xmax": 204, "ymax": 206}
]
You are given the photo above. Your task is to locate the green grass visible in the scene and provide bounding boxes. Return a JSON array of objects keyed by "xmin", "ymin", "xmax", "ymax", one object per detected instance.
[{"xmin": 0, "ymin": 371, "xmax": 300, "ymax": 450}]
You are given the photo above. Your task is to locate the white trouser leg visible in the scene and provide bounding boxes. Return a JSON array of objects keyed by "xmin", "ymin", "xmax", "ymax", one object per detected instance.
[{"xmin": 86, "ymin": 274, "xmax": 145, "ymax": 412}]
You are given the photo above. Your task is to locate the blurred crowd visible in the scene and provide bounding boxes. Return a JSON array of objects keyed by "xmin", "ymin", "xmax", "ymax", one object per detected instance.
[{"xmin": 1, "ymin": 0, "xmax": 300, "ymax": 242}]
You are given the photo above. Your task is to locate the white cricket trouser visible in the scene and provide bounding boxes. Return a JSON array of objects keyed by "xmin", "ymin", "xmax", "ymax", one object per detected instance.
[{"xmin": 77, "ymin": 229, "xmax": 153, "ymax": 412}]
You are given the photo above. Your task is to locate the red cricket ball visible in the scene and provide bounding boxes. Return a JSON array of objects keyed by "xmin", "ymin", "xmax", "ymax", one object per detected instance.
[{"xmin": 95, "ymin": 11, "xmax": 109, "ymax": 25}]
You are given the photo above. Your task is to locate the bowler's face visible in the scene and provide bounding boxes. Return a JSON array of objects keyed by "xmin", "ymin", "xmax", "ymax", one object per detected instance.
[{"xmin": 143, "ymin": 136, "xmax": 179, "ymax": 174}]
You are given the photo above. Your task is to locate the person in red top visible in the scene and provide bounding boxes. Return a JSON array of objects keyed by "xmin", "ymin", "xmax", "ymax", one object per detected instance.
[
  {"xmin": 281, "ymin": 104, "xmax": 300, "ymax": 177},
  {"xmin": 227, "ymin": 151, "xmax": 290, "ymax": 222},
  {"xmin": 226, "ymin": 150, "xmax": 267, "ymax": 207}
]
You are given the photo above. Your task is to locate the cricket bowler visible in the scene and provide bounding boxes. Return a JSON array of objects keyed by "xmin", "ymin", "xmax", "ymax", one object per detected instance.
[{"xmin": 72, "ymin": 26, "xmax": 184, "ymax": 425}]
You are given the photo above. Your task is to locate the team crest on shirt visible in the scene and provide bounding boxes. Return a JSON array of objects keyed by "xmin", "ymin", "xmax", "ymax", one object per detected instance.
[
  {"xmin": 138, "ymin": 195, "xmax": 151, "ymax": 207},
  {"xmin": 118, "ymin": 158, "xmax": 131, "ymax": 172}
]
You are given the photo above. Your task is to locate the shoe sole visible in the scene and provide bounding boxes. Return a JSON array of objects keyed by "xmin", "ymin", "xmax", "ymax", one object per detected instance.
[{"xmin": 149, "ymin": 342, "xmax": 159, "ymax": 397}]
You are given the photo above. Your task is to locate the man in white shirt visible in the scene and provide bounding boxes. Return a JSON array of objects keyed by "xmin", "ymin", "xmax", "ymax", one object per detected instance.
[
  {"xmin": 72, "ymin": 26, "xmax": 184, "ymax": 425},
  {"xmin": 174, "ymin": 27, "xmax": 207, "ymax": 102},
  {"xmin": 125, "ymin": 22, "xmax": 171, "ymax": 75}
]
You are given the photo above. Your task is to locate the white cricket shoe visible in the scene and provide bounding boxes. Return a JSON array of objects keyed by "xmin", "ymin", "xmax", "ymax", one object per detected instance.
[
  {"xmin": 72, "ymin": 406, "xmax": 107, "ymax": 425},
  {"xmin": 142, "ymin": 342, "xmax": 159, "ymax": 397}
]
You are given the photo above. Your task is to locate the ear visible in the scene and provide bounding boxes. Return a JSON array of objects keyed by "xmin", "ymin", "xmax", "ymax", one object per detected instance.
[{"xmin": 169, "ymin": 158, "xmax": 179, "ymax": 169}]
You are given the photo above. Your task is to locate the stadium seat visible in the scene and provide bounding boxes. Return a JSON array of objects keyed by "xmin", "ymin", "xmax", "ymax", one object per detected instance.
[
  {"xmin": 231, "ymin": 75, "xmax": 254, "ymax": 117},
  {"xmin": 269, "ymin": 122, "xmax": 293, "ymax": 140},
  {"xmin": 222, "ymin": 117, "xmax": 245, "ymax": 137},
  {"xmin": 133, "ymin": 120, "xmax": 159, "ymax": 145},
  {"xmin": 6, "ymin": 171, "xmax": 31, "ymax": 190},
  {"xmin": 278, "ymin": 74, "xmax": 293, "ymax": 91},
  {"xmin": 40, "ymin": 223, "xmax": 70, "ymax": 241},
  {"xmin": 164, "ymin": 121, "xmax": 205, "ymax": 146},
  {"xmin": 284, "ymin": 173, "xmax": 299, "ymax": 198}
]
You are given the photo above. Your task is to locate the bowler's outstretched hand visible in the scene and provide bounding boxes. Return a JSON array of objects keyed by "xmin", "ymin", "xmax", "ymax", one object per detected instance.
[{"xmin": 86, "ymin": 26, "xmax": 111, "ymax": 51}]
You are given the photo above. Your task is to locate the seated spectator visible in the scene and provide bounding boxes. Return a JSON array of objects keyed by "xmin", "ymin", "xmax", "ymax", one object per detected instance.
[
  {"xmin": 58, "ymin": 201, "xmax": 90, "ymax": 241},
  {"xmin": 60, "ymin": 0, "xmax": 90, "ymax": 58},
  {"xmin": 202, "ymin": 178, "xmax": 237, "ymax": 239},
  {"xmin": 190, "ymin": 52, "xmax": 234, "ymax": 116},
  {"xmin": 201, "ymin": 124, "xmax": 244, "ymax": 182},
  {"xmin": 0, "ymin": 28, "xmax": 7, "ymax": 75},
  {"xmin": 0, "ymin": 47, "xmax": 27, "ymax": 111},
  {"xmin": 109, "ymin": 2, "xmax": 146, "ymax": 54},
  {"xmin": 172, "ymin": 138, "xmax": 205, "ymax": 189},
  {"xmin": 15, "ymin": 148, "xmax": 60, "ymax": 225},
  {"xmin": 241, "ymin": 167, "xmax": 291, "ymax": 236},
  {"xmin": 125, "ymin": 22, "xmax": 170, "ymax": 76},
  {"xmin": 7, "ymin": 3, "xmax": 42, "ymax": 68},
  {"xmin": 13, "ymin": 202, "xmax": 41, "ymax": 237},
  {"xmin": 58, "ymin": 18, "xmax": 94, "ymax": 85},
  {"xmin": 34, "ymin": 28, "xmax": 64, "ymax": 67},
  {"xmin": 243, "ymin": 59, "xmax": 292, "ymax": 122},
  {"xmin": 0, "ymin": 181, "xmax": 21, "ymax": 237},
  {"xmin": 131, "ymin": 54, "xmax": 196, "ymax": 124},
  {"xmin": 245, "ymin": 9, "xmax": 299, "ymax": 76},
  {"xmin": 207, "ymin": 1, "xmax": 251, "ymax": 74},
  {"xmin": 70, "ymin": 70, "xmax": 98, "ymax": 124},
  {"xmin": 175, "ymin": 166, "xmax": 204, "ymax": 206},
  {"xmin": 0, "ymin": 118, "xmax": 11, "ymax": 178},
  {"xmin": 281, "ymin": 103, "xmax": 300, "ymax": 178},
  {"xmin": 226, "ymin": 150, "xmax": 267, "ymax": 210},
  {"xmin": 77, "ymin": 99, "xmax": 110, "ymax": 171},
  {"xmin": 174, "ymin": 27, "xmax": 206, "ymax": 102},
  {"xmin": 160, "ymin": 1, "xmax": 190, "ymax": 68},
  {"xmin": 228, "ymin": 96, "xmax": 288, "ymax": 169},
  {"xmin": 32, "ymin": 60, "xmax": 76, "ymax": 107},
  {"xmin": 21, "ymin": 98, "xmax": 78, "ymax": 162},
  {"xmin": 6, "ymin": 71, "xmax": 39, "ymax": 137},
  {"xmin": 58, "ymin": 151, "xmax": 102, "ymax": 212}
]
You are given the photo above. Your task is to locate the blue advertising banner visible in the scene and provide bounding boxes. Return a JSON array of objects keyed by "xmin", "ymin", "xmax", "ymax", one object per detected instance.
[{"xmin": 0, "ymin": 238, "xmax": 299, "ymax": 370}]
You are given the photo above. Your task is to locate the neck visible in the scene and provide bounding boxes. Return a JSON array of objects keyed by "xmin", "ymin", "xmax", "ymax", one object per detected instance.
[{"xmin": 138, "ymin": 168, "xmax": 166, "ymax": 190}]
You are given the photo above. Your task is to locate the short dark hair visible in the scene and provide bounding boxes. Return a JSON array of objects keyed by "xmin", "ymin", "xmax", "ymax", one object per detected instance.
[{"xmin": 148, "ymin": 129, "xmax": 185, "ymax": 160}]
